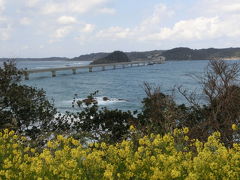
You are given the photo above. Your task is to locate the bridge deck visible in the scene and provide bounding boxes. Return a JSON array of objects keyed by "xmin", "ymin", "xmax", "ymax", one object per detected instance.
[{"xmin": 23, "ymin": 60, "xmax": 163, "ymax": 80}]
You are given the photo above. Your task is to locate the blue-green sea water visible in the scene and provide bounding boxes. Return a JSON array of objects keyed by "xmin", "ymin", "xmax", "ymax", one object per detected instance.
[{"xmin": 1, "ymin": 60, "xmax": 210, "ymax": 112}]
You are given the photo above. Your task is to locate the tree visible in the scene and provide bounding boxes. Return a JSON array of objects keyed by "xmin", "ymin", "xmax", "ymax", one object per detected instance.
[
  {"xmin": 0, "ymin": 61, "xmax": 57, "ymax": 142},
  {"xmin": 179, "ymin": 60, "xmax": 240, "ymax": 146},
  {"xmin": 135, "ymin": 82, "xmax": 180, "ymax": 135},
  {"xmin": 64, "ymin": 91, "xmax": 135, "ymax": 144}
]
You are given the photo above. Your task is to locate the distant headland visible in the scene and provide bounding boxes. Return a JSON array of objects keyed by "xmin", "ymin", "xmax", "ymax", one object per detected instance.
[
  {"xmin": 90, "ymin": 51, "xmax": 130, "ymax": 65},
  {"xmin": 1, "ymin": 47, "xmax": 240, "ymax": 62}
]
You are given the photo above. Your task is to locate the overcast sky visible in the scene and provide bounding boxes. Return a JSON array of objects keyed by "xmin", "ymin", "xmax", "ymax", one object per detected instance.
[{"xmin": 0, "ymin": 0, "xmax": 240, "ymax": 58}]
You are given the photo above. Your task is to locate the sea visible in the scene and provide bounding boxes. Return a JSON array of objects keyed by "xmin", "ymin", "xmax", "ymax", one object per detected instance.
[{"xmin": 1, "ymin": 60, "xmax": 212, "ymax": 112}]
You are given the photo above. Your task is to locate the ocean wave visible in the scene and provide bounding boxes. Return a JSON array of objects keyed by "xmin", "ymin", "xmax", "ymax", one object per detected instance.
[{"xmin": 62, "ymin": 96, "xmax": 127, "ymax": 107}]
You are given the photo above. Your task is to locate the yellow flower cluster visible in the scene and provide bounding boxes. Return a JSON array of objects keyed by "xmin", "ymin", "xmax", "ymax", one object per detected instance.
[{"xmin": 0, "ymin": 128, "xmax": 239, "ymax": 179}]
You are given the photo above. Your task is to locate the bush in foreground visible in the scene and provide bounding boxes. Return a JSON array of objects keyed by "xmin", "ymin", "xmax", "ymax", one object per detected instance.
[
  {"xmin": 0, "ymin": 128, "xmax": 239, "ymax": 180},
  {"xmin": 0, "ymin": 61, "xmax": 56, "ymax": 144}
]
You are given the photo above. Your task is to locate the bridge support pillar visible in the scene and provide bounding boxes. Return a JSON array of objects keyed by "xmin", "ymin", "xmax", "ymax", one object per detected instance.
[
  {"xmin": 89, "ymin": 67, "xmax": 92, "ymax": 72},
  {"xmin": 113, "ymin": 65, "xmax": 116, "ymax": 69},
  {"xmin": 122, "ymin": 64, "xmax": 125, "ymax": 68},
  {"xmin": 52, "ymin": 71, "xmax": 56, "ymax": 77},
  {"xmin": 72, "ymin": 69, "xmax": 76, "ymax": 74},
  {"xmin": 24, "ymin": 72, "xmax": 29, "ymax": 80},
  {"xmin": 102, "ymin": 66, "xmax": 105, "ymax": 71},
  {"xmin": 131, "ymin": 64, "xmax": 133, "ymax": 67}
]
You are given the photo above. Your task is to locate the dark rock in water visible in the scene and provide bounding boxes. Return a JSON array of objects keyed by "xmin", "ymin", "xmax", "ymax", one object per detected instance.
[
  {"xmin": 103, "ymin": 97, "xmax": 110, "ymax": 101},
  {"xmin": 82, "ymin": 98, "xmax": 97, "ymax": 104},
  {"xmin": 118, "ymin": 98, "xmax": 128, "ymax": 102},
  {"xmin": 90, "ymin": 51, "xmax": 130, "ymax": 65}
]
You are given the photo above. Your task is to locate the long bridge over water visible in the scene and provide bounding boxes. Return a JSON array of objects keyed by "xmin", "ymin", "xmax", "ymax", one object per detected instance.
[{"xmin": 23, "ymin": 60, "xmax": 164, "ymax": 80}]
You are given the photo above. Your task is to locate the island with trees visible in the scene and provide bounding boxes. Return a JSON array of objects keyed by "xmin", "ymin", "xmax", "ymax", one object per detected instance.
[{"xmin": 90, "ymin": 51, "xmax": 131, "ymax": 65}]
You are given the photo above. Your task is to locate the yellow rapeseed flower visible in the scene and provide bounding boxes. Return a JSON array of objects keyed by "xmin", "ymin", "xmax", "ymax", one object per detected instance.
[
  {"xmin": 9, "ymin": 130, "xmax": 15, "ymax": 136},
  {"xmin": 184, "ymin": 136, "xmax": 189, "ymax": 141},
  {"xmin": 171, "ymin": 169, "xmax": 181, "ymax": 178},
  {"xmin": 232, "ymin": 124, "xmax": 238, "ymax": 131},
  {"xmin": 12, "ymin": 143, "xmax": 18, "ymax": 149},
  {"xmin": 30, "ymin": 148, "xmax": 36, "ymax": 153},
  {"xmin": 13, "ymin": 135, "xmax": 18, "ymax": 139},
  {"xmin": 104, "ymin": 170, "xmax": 113, "ymax": 179},
  {"xmin": 129, "ymin": 125, "xmax": 135, "ymax": 131},
  {"xmin": 183, "ymin": 127, "xmax": 189, "ymax": 134},
  {"xmin": 71, "ymin": 139, "xmax": 79, "ymax": 146},
  {"xmin": 4, "ymin": 129, "xmax": 9, "ymax": 134},
  {"xmin": 57, "ymin": 135, "xmax": 64, "ymax": 142},
  {"xmin": 21, "ymin": 136, "xmax": 27, "ymax": 141},
  {"xmin": 0, "ymin": 128, "xmax": 239, "ymax": 179},
  {"xmin": 101, "ymin": 142, "xmax": 107, "ymax": 149},
  {"xmin": 47, "ymin": 141, "xmax": 54, "ymax": 148}
]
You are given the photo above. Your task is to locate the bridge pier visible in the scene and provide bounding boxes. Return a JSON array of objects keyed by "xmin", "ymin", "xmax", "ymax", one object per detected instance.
[
  {"xmin": 52, "ymin": 71, "xmax": 56, "ymax": 77},
  {"xmin": 113, "ymin": 65, "xmax": 116, "ymax": 69},
  {"xmin": 72, "ymin": 69, "xmax": 76, "ymax": 74},
  {"xmin": 122, "ymin": 64, "xmax": 125, "ymax": 68},
  {"xmin": 131, "ymin": 64, "xmax": 133, "ymax": 67},
  {"xmin": 89, "ymin": 67, "xmax": 92, "ymax": 72},
  {"xmin": 102, "ymin": 66, "xmax": 105, "ymax": 71},
  {"xmin": 24, "ymin": 72, "xmax": 29, "ymax": 80}
]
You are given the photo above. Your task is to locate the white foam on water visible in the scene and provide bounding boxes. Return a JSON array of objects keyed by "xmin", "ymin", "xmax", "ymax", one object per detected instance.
[
  {"xmin": 61, "ymin": 96, "xmax": 127, "ymax": 107},
  {"xmin": 95, "ymin": 96, "xmax": 127, "ymax": 106}
]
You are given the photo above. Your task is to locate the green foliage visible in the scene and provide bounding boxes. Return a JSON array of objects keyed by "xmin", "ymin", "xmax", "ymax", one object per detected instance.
[
  {"xmin": 0, "ymin": 61, "xmax": 56, "ymax": 141},
  {"xmin": 64, "ymin": 91, "xmax": 135, "ymax": 144},
  {"xmin": 135, "ymin": 83, "xmax": 179, "ymax": 135}
]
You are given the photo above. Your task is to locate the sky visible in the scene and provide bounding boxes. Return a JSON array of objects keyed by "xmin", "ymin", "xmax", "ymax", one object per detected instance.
[{"xmin": 0, "ymin": 0, "xmax": 240, "ymax": 58}]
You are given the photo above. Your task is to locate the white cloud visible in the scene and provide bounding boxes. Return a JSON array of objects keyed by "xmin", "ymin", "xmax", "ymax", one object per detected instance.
[
  {"xmin": 42, "ymin": 0, "xmax": 109, "ymax": 14},
  {"xmin": 26, "ymin": 0, "xmax": 40, "ymax": 7},
  {"xmin": 141, "ymin": 4, "xmax": 174, "ymax": 27},
  {"xmin": 53, "ymin": 26, "xmax": 73, "ymax": 39},
  {"xmin": 0, "ymin": 0, "xmax": 5, "ymax": 12},
  {"xmin": 143, "ymin": 17, "xmax": 221, "ymax": 41},
  {"xmin": 141, "ymin": 14, "xmax": 240, "ymax": 42},
  {"xmin": 0, "ymin": 16, "xmax": 6, "ymax": 22},
  {"xmin": 202, "ymin": 0, "xmax": 240, "ymax": 14},
  {"xmin": 0, "ymin": 25, "xmax": 11, "ymax": 40},
  {"xmin": 0, "ymin": 16, "xmax": 11, "ymax": 40},
  {"xmin": 57, "ymin": 16, "xmax": 77, "ymax": 24},
  {"xmin": 20, "ymin": 17, "xmax": 31, "ymax": 25},
  {"xmin": 81, "ymin": 24, "xmax": 95, "ymax": 33},
  {"xmin": 95, "ymin": 3, "xmax": 174, "ymax": 40},
  {"xmin": 95, "ymin": 1, "xmax": 240, "ymax": 44},
  {"xmin": 22, "ymin": 45, "xmax": 29, "ymax": 50},
  {"xmin": 97, "ymin": 26, "xmax": 132, "ymax": 39},
  {"xmin": 42, "ymin": 3, "xmax": 61, "ymax": 14},
  {"xmin": 218, "ymin": 15, "xmax": 240, "ymax": 37},
  {"xmin": 99, "ymin": 8, "xmax": 116, "ymax": 14},
  {"xmin": 0, "ymin": 30, "xmax": 10, "ymax": 40},
  {"xmin": 2, "ymin": 0, "xmax": 240, "ymax": 57}
]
